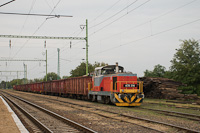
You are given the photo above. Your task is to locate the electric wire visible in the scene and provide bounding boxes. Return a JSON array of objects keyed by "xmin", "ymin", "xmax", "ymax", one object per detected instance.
[
  {"xmin": 90, "ymin": 0, "xmax": 138, "ymax": 28},
  {"xmin": 0, "ymin": 12, "xmax": 72, "ymax": 17},
  {"xmin": 89, "ymin": 0, "xmax": 197, "ymax": 46},
  {"xmin": 11, "ymin": 0, "xmax": 62, "ymax": 59},
  {"xmin": 89, "ymin": 0, "xmax": 151, "ymax": 36},
  {"xmin": 7, "ymin": 0, "xmax": 37, "ymax": 71},
  {"xmin": 0, "ymin": 0, "xmax": 15, "ymax": 8},
  {"xmin": 90, "ymin": 17, "xmax": 200, "ymax": 56},
  {"xmin": 90, "ymin": 0, "xmax": 123, "ymax": 23},
  {"xmin": 8, "ymin": 0, "xmax": 63, "ymax": 80}
]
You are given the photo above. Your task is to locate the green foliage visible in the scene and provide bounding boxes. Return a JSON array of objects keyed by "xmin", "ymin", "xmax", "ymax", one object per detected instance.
[
  {"xmin": 170, "ymin": 39, "xmax": 200, "ymax": 94},
  {"xmin": 70, "ymin": 62, "xmax": 107, "ymax": 77},
  {"xmin": 0, "ymin": 79, "xmax": 24, "ymax": 89},
  {"xmin": 62, "ymin": 76, "xmax": 69, "ymax": 79},
  {"xmin": 179, "ymin": 86, "xmax": 195, "ymax": 94},
  {"xmin": 144, "ymin": 64, "xmax": 166, "ymax": 77},
  {"xmin": 33, "ymin": 78, "xmax": 43, "ymax": 83},
  {"xmin": 196, "ymin": 84, "xmax": 200, "ymax": 96},
  {"xmin": 43, "ymin": 72, "xmax": 60, "ymax": 81}
]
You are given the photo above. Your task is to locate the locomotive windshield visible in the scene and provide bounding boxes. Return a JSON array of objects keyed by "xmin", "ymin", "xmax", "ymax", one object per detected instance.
[{"xmin": 94, "ymin": 65, "xmax": 124, "ymax": 76}]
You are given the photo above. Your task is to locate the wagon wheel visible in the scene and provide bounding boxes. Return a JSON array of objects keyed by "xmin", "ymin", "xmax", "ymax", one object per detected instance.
[{"xmin": 105, "ymin": 96, "xmax": 111, "ymax": 104}]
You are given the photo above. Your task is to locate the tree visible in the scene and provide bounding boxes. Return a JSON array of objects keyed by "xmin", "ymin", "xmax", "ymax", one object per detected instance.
[
  {"xmin": 43, "ymin": 72, "xmax": 60, "ymax": 81},
  {"xmin": 0, "ymin": 81, "xmax": 6, "ymax": 89},
  {"xmin": 144, "ymin": 64, "xmax": 166, "ymax": 77},
  {"xmin": 170, "ymin": 39, "xmax": 200, "ymax": 94},
  {"xmin": 70, "ymin": 62, "xmax": 108, "ymax": 77},
  {"xmin": 62, "ymin": 76, "xmax": 69, "ymax": 79},
  {"xmin": 34, "ymin": 78, "xmax": 43, "ymax": 83}
]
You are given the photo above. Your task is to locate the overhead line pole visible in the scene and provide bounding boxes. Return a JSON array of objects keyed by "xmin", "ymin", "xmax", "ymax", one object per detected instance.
[
  {"xmin": 57, "ymin": 48, "xmax": 60, "ymax": 80},
  {"xmin": 86, "ymin": 19, "xmax": 89, "ymax": 76},
  {"xmin": 46, "ymin": 49, "xmax": 47, "ymax": 81}
]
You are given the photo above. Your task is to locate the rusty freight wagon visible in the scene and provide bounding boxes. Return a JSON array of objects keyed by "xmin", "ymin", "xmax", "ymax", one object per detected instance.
[{"xmin": 13, "ymin": 63, "xmax": 144, "ymax": 107}]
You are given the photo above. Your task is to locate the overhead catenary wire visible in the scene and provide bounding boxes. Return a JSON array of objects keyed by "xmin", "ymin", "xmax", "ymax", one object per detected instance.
[
  {"xmin": 90, "ymin": 0, "xmax": 138, "ymax": 28},
  {"xmin": 11, "ymin": 0, "xmax": 63, "ymax": 59},
  {"xmin": 90, "ymin": 17, "xmax": 200, "ymax": 56},
  {"xmin": 89, "ymin": 0, "xmax": 151, "ymax": 36},
  {"xmin": 0, "ymin": 12, "xmax": 72, "ymax": 17},
  {"xmin": 6, "ymin": 0, "xmax": 63, "ymax": 80},
  {"xmin": 89, "ymin": 0, "xmax": 198, "ymax": 46},
  {"xmin": 90, "ymin": 0, "xmax": 123, "ymax": 23},
  {"xmin": 7, "ymin": 0, "xmax": 37, "ymax": 71},
  {"xmin": 91, "ymin": 0, "xmax": 122, "ymax": 22},
  {"xmin": 0, "ymin": 0, "xmax": 15, "ymax": 8}
]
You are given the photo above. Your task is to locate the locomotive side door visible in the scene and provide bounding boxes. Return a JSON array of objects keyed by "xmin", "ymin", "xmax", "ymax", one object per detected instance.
[{"xmin": 113, "ymin": 77, "xmax": 117, "ymax": 91}]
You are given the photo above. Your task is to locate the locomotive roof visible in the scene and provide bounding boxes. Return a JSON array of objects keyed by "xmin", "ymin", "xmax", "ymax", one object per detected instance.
[{"xmin": 95, "ymin": 65, "xmax": 124, "ymax": 70}]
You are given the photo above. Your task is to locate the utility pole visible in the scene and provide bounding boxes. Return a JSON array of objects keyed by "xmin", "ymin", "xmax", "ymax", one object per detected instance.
[
  {"xmin": 57, "ymin": 48, "xmax": 60, "ymax": 80},
  {"xmin": 23, "ymin": 63, "xmax": 27, "ymax": 84},
  {"xmin": 86, "ymin": 19, "xmax": 88, "ymax": 76},
  {"xmin": 26, "ymin": 64, "xmax": 27, "ymax": 83},
  {"xmin": 46, "ymin": 49, "xmax": 47, "ymax": 81}
]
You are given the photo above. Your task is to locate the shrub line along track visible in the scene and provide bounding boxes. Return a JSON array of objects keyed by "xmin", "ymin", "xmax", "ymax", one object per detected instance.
[
  {"xmin": 5, "ymin": 91, "xmax": 200, "ymax": 133},
  {"xmin": 1, "ymin": 92, "xmax": 97, "ymax": 133}
]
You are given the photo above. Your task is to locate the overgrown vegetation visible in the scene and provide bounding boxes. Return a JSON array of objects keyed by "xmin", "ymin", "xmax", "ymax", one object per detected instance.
[
  {"xmin": 70, "ymin": 62, "xmax": 107, "ymax": 77},
  {"xmin": 144, "ymin": 39, "xmax": 200, "ymax": 95}
]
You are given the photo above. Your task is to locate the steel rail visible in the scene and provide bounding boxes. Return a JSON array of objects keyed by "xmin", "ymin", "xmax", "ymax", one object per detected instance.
[
  {"xmin": 32, "ymin": 94, "xmax": 200, "ymax": 133},
  {"xmin": 1, "ymin": 93, "xmax": 52, "ymax": 133},
  {"xmin": 140, "ymin": 107, "xmax": 200, "ymax": 120},
  {"xmin": 3, "ymin": 92, "xmax": 97, "ymax": 133},
  {"xmin": 1, "ymin": 91, "xmax": 163, "ymax": 133},
  {"xmin": 4, "ymin": 90, "xmax": 200, "ymax": 133},
  {"xmin": 143, "ymin": 102, "xmax": 200, "ymax": 111}
]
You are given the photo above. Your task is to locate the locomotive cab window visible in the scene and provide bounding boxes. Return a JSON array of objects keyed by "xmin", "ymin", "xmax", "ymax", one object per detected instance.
[{"xmin": 94, "ymin": 65, "xmax": 124, "ymax": 76}]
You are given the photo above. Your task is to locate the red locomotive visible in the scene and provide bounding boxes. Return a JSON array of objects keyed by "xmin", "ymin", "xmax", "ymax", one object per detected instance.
[{"xmin": 13, "ymin": 63, "xmax": 144, "ymax": 106}]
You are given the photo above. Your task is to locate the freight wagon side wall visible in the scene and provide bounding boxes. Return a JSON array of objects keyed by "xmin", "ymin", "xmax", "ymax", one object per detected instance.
[
  {"xmin": 64, "ymin": 76, "xmax": 92, "ymax": 96},
  {"xmin": 14, "ymin": 76, "xmax": 92, "ymax": 97}
]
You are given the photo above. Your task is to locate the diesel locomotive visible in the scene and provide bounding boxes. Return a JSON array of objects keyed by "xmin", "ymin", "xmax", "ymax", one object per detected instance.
[{"xmin": 14, "ymin": 63, "xmax": 144, "ymax": 106}]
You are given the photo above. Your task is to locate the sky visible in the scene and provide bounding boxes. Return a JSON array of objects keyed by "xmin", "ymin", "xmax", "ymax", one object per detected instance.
[{"xmin": 0, "ymin": 0, "xmax": 200, "ymax": 82}]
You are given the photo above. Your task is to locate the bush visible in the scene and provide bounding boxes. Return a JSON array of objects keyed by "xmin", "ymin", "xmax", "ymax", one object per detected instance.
[
  {"xmin": 179, "ymin": 86, "xmax": 195, "ymax": 94},
  {"xmin": 196, "ymin": 84, "xmax": 200, "ymax": 96}
]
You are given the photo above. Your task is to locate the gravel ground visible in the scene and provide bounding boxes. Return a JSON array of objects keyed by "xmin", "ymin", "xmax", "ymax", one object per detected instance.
[
  {"xmin": 0, "ymin": 96, "xmax": 20, "ymax": 133},
  {"xmin": 4, "ymin": 89, "xmax": 200, "ymax": 132}
]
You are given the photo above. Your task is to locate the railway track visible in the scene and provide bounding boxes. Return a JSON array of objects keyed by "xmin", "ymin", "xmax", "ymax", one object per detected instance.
[
  {"xmin": 143, "ymin": 102, "xmax": 200, "ymax": 111},
  {"xmin": 4, "ymin": 91, "xmax": 200, "ymax": 133},
  {"xmin": 140, "ymin": 107, "xmax": 200, "ymax": 122},
  {"xmin": 42, "ymin": 96, "xmax": 200, "ymax": 133},
  {"xmin": 1, "ymin": 92, "xmax": 97, "ymax": 133}
]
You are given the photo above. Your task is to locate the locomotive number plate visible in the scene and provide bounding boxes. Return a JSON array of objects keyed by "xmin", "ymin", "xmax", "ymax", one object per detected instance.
[{"xmin": 124, "ymin": 84, "xmax": 135, "ymax": 87}]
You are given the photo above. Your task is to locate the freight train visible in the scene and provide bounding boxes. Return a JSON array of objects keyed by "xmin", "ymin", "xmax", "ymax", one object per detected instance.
[{"xmin": 13, "ymin": 63, "xmax": 144, "ymax": 106}]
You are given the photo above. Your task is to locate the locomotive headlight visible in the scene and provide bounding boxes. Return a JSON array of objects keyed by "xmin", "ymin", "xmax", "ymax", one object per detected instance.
[{"xmin": 122, "ymin": 89, "xmax": 124, "ymax": 92}]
